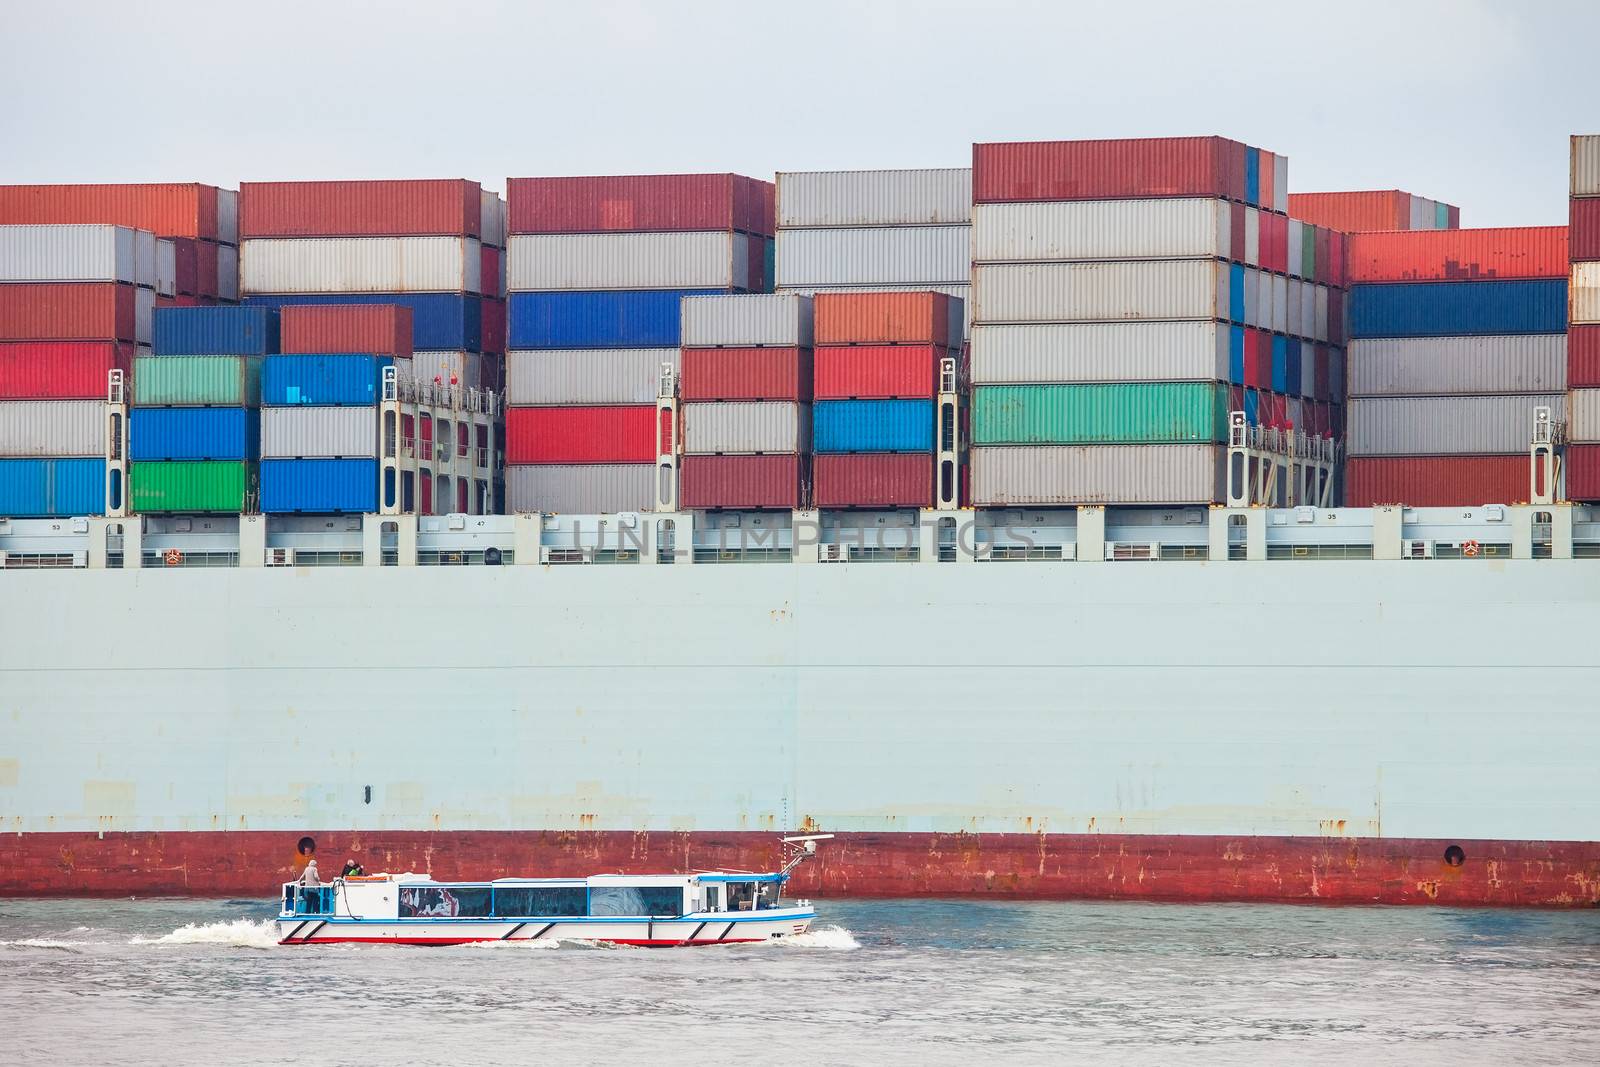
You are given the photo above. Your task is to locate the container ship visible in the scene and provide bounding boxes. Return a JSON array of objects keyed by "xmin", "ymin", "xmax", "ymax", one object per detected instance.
[{"xmin": 2, "ymin": 137, "xmax": 1599, "ymax": 907}]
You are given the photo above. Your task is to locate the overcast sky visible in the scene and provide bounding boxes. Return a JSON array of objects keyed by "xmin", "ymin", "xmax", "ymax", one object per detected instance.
[{"xmin": 4, "ymin": 1, "xmax": 1595, "ymax": 227}]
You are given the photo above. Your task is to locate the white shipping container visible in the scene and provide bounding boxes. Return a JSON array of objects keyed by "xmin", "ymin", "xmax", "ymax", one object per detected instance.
[
  {"xmin": 776, "ymin": 226, "xmax": 970, "ymax": 288},
  {"xmin": 1346, "ymin": 394, "xmax": 1564, "ymax": 456},
  {"xmin": 241, "ymin": 237, "xmax": 483, "ymax": 295},
  {"xmin": 1568, "ymin": 389, "xmax": 1600, "ymax": 444},
  {"xmin": 507, "ymin": 231, "xmax": 752, "ymax": 292},
  {"xmin": 135, "ymin": 286, "xmax": 154, "ymax": 345},
  {"xmin": 969, "ymin": 322, "xmax": 1230, "ymax": 385},
  {"xmin": 973, "ymin": 261, "xmax": 1227, "ymax": 325},
  {"xmin": 1241, "ymin": 268, "xmax": 1260, "ymax": 328},
  {"xmin": 261, "ymin": 406, "xmax": 378, "ymax": 459},
  {"xmin": 777, "ymin": 168, "xmax": 971, "ymax": 228},
  {"xmin": 0, "ymin": 224, "xmax": 146, "ymax": 285},
  {"xmin": 506, "ymin": 464, "xmax": 656, "ymax": 515},
  {"xmin": 681, "ymin": 292, "xmax": 814, "ymax": 347},
  {"xmin": 411, "ymin": 351, "xmax": 481, "ymax": 391},
  {"xmin": 155, "ymin": 239, "xmax": 176, "ymax": 298},
  {"xmin": 507, "ymin": 348, "xmax": 676, "ymax": 406},
  {"xmin": 217, "ymin": 246, "xmax": 240, "ymax": 303},
  {"xmin": 1256, "ymin": 271, "xmax": 1273, "ymax": 332},
  {"xmin": 1314, "ymin": 287, "xmax": 1329, "ymax": 342},
  {"xmin": 971, "ymin": 199, "xmax": 1229, "ymax": 263},
  {"xmin": 971, "ymin": 444, "xmax": 1225, "ymax": 506},
  {"xmin": 1299, "ymin": 343, "xmax": 1316, "ymax": 400},
  {"xmin": 479, "ymin": 189, "xmax": 506, "ymax": 249},
  {"xmin": 1573, "ymin": 262, "xmax": 1600, "ymax": 325},
  {"xmin": 1273, "ymin": 155, "xmax": 1289, "ymax": 215},
  {"xmin": 1244, "ymin": 208, "xmax": 1260, "ymax": 266},
  {"xmin": 682, "ymin": 401, "xmax": 808, "ymax": 455},
  {"xmin": 1285, "ymin": 277, "xmax": 1302, "ymax": 338},
  {"xmin": 1574, "ymin": 135, "xmax": 1600, "ymax": 198},
  {"xmin": 1286, "ymin": 223, "xmax": 1303, "ymax": 281},
  {"xmin": 1271, "ymin": 274, "xmax": 1288, "ymax": 335},
  {"xmin": 216, "ymin": 189, "xmax": 239, "ymax": 247},
  {"xmin": 1300, "ymin": 283, "xmax": 1316, "ymax": 342},
  {"xmin": 0, "ymin": 400, "xmax": 104, "ymax": 457},
  {"xmin": 1347, "ymin": 336, "xmax": 1567, "ymax": 397}
]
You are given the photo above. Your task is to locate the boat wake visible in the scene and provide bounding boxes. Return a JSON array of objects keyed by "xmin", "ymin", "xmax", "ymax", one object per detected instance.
[
  {"xmin": 0, "ymin": 938, "xmax": 84, "ymax": 952},
  {"xmin": 767, "ymin": 924, "xmax": 860, "ymax": 950},
  {"xmin": 130, "ymin": 919, "xmax": 279, "ymax": 949}
]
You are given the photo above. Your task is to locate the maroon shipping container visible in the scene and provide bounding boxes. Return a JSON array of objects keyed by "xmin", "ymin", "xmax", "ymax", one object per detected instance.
[
  {"xmin": 481, "ymin": 297, "xmax": 506, "ymax": 356},
  {"xmin": 972, "ymin": 136, "xmax": 1253, "ymax": 204},
  {"xmin": 194, "ymin": 240, "xmax": 221, "ymax": 299},
  {"xmin": 1245, "ymin": 329, "xmax": 1270, "ymax": 390},
  {"xmin": 0, "ymin": 342, "xmax": 134, "ymax": 400},
  {"xmin": 0, "ymin": 183, "xmax": 221, "ymax": 241},
  {"xmin": 505, "ymin": 405, "xmax": 656, "ymax": 464},
  {"xmin": 679, "ymin": 454, "xmax": 804, "ymax": 509},
  {"xmin": 813, "ymin": 453, "xmax": 933, "ymax": 508},
  {"xmin": 1345, "ymin": 456, "xmax": 1531, "ymax": 507},
  {"xmin": 1260, "ymin": 152, "xmax": 1275, "ymax": 215},
  {"xmin": 680, "ymin": 347, "xmax": 811, "ymax": 402},
  {"xmin": 1569, "ymin": 445, "xmax": 1600, "ymax": 502},
  {"xmin": 279, "ymin": 304, "xmax": 414, "ymax": 358},
  {"xmin": 169, "ymin": 238, "xmax": 199, "ymax": 297},
  {"xmin": 480, "ymin": 245, "xmax": 501, "ymax": 299},
  {"xmin": 1230, "ymin": 203, "xmax": 1247, "ymax": 265},
  {"xmin": 506, "ymin": 174, "xmax": 775, "ymax": 236},
  {"xmin": 814, "ymin": 344, "xmax": 945, "ymax": 399},
  {"xmin": 1571, "ymin": 325, "xmax": 1600, "ymax": 388},
  {"xmin": 1571, "ymin": 198, "xmax": 1600, "ymax": 262},
  {"xmin": 1327, "ymin": 289, "xmax": 1346, "ymax": 346},
  {"xmin": 239, "ymin": 180, "xmax": 482, "ymax": 239},
  {"xmin": 0, "ymin": 283, "xmax": 136, "ymax": 342}
]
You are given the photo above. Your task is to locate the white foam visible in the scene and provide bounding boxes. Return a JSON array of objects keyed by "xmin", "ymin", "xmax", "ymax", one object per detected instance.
[
  {"xmin": 769, "ymin": 924, "xmax": 860, "ymax": 951},
  {"xmin": 0, "ymin": 938, "xmax": 83, "ymax": 950},
  {"xmin": 131, "ymin": 918, "xmax": 279, "ymax": 949}
]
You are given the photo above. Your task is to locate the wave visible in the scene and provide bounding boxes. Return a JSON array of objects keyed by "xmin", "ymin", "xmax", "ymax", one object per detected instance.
[
  {"xmin": 769, "ymin": 924, "xmax": 861, "ymax": 951},
  {"xmin": 0, "ymin": 938, "xmax": 84, "ymax": 951},
  {"xmin": 130, "ymin": 919, "xmax": 279, "ymax": 949}
]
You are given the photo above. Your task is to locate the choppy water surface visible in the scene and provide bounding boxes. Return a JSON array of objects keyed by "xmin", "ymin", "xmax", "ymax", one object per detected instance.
[{"xmin": 3, "ymin": 898, "xmax": 1599, "ymax": 1065}]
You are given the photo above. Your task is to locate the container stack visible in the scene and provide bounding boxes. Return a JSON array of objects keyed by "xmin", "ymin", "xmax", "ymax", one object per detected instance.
[
  {"xmin": 478, "ymin": 188, "xmax": 508, "ymax": 394},
  {"xmin": 504, "ymin": 174, "xmax": 774, "ymax": 513},
  {"xmin": 774, "ymin": 169, "xmax": 972, "ymax": 342},
  {"xmin": 1569, "ymin": 134, "xmax": 1600, "ymax": 501},
  {"xmin": 130, "ymin": 306, "xmax": 278, "ymax": 514},
  {"xmin": 967, "ymin": 136, "xmax": 1348, "ymax": 506},
  {"xmin": 1288, "ymin": 190, "xmax": 1460, "ymax": 233},
  {"xmin": 1343, "ymin": 227, "xmax": 1568, "ymax": 506},
  {"xmin": 678, "ymin": 293, "xmax": 813, "ymax": 510}
]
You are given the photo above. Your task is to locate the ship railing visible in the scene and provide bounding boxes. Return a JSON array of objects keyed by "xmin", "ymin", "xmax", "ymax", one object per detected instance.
[{"xmin": 282, "ymin": 883, "xmax": 335, "ymax": 916}]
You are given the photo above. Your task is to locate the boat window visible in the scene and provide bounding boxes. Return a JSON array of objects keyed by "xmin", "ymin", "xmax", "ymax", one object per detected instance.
[
  {"xmin": 589, "ymin": 886, "xmax": 683, "ymax": 917},
  {"xmin": 703, "ymin": 885, "xmax": 721, "ymax": 912},
  {"xmin": 492, "ymin": 887, "xmax": 586, "ymax": 917},
  {"xmin": 756, "ymin": 882, "xmax": 781, "ymax": 910},
  {"xmin": 399, "ymin": 886, "xmax": 493, "ymax": 918},
  {"xmin": 725, "ymin": 881, "xmax": 757, "ymax": 912}
]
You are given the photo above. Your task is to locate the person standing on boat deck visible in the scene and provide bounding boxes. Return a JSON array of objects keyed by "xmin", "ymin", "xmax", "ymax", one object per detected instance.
[
  {"xmin": 342, "ymin": 859, "xmax": 364, "ymax": 878},
  {"xmin": 298, "ymin": 859, "xmax": 322, "ymax": 911}
]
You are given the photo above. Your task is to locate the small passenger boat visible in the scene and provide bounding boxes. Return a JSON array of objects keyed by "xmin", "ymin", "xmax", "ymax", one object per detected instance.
[{"xmin": 276, "ymin": 834, "xmax": 831, "ymax": 946}]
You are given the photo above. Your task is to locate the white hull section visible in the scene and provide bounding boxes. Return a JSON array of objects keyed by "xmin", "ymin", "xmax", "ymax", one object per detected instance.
[{"xmin": 276, "ymin": 910, "xmax": 816, "ymax": 946}]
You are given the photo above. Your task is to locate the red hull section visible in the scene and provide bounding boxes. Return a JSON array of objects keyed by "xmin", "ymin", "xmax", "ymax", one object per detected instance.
[{"xmin": 4, "ymin": 830, "xmax": 1598, "ymax": 907}]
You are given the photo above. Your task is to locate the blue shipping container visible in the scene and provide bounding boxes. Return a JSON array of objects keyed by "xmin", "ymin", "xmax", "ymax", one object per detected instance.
[
  {"xmin": 1243, "ymin": 388, "xmax": 1260, "ymax": 426},
  {"xmin": 1228, "ymin": 264, "xmax": 1245, "ymax": 324},
  {"xmin": 1285, "ymin": 338, "xmax": 1302, "ymax": 397},
  {"xmin": 245, "ymin": 294, "xmax": 482, "ymax": 352},
  {"xmin": 262, "ymin": 355, "xmax": 392, "ymax": 407},
  {"xmin": 0, "ymin": 458, "xmax": 105, "ymax": 517},
  {"xmin": 507, "ymin": 290, "xmax": 724, "ymax": 349},
  {"xmin": 153, "ymin": 306, "xmax": 279, "ymax": 356},
  {"xmin": 130, "ymin": 407, "xmax": 257, "ymax": 461},
  {"xmin": 260, "ymin": 458, "xmax": 377, "ymax": 514},
  {"xmin": 1270, "ymin": 335, "xmax": 1287, "ymax": 394},
  {"xmin": 1228, "ymin": 325, "xmax": 1245, "ymax": 385},
  {"xmin": 813, "ymin": 400, "xmax": 935, "ymax": 454},
  {"xmin": 1348, "ymin": 279, "xmax": 1567, "ymax": 338},
  {"xmin": 1245, "ymin": 148, "xmax": 1260, "ymax": 207}
]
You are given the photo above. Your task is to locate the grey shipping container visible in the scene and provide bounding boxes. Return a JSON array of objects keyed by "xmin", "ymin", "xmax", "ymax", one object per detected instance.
[
  {"xmin": 216, "ymin": 189, "xmax": 239, "ymax": 247},
  {"xmin": 971, "ymin": 444, "xmax": 1225, "ymax": 506},
  {"xmin": 1573, "ymin": 135, "xmax": 1600, "ymax": 197},
  {"xmin": 971, "ymin": 199, "xmax": 1230, "ymax": 264},
  {"xmin": 1569, "ymin": 389, "xmax": 1600, "ymax": 444},
  {"xmin": 776, "ymin": 226, "xmax": 970, "ymax": 288},
  {"xmin": 410, "ymin": 352, "xmax": 475, "ymax": 390},
  {"xmin": 507, "ymin": 348, "xmax": 677, "ymax": 406},
  {"xmin": 682, "ymin": 401, "xmax": 809, "ymax": 455},
  {"xmin": 0, "ymin": 224, "xmax": 150, "ymax": 286},
  {"xmin": 680, "ymin": 293, "xmax": 814, "ymax": 348},
  {"xmin": 0, "ymin": 400, "xmax": 104, "ymax": 457},
  {"xmin": 974, "ymin": 260, "xmax": 1227, "ymax": 325},
  {"xmin": 260, "ymin": 406, "xmax": 378, "ymax": 459},
  {"xmin": 969, "ymin": 322, "xmax": 1230, "ymax": 385},
  {"xmin": 507, "ymin": 231, "xmax": 752, "ymax": 292},
  {"xmin": 1346, "ymin": 394, "xmax": 1564, "ymax": 456},
  {"xmin": 506, "ymin": 463, "xmax": 656, "ymax": 514},
  {"xmin": 1346, "ymin": 335, "xmax": 1567, "ymax": 397},
  {"xmin": 776, "ymin": 168, "xmax": 972, "ymax": 228}
]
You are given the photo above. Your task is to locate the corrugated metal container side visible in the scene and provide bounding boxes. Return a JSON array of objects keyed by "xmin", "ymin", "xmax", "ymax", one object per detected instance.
[
  {"xmin": 1345, "ymin": 456, "xmax": 1534, "ymax": 506},
  {"xmin": 0, "ymin": 224, "xmax": 147, "ymax": 285},
  {"xmin": 1571, "ymin": 325, "xmax": 1600, "ymax": 388},
  {"xmin": 1346, "ymin": 227, "xmax": 1569, "ymax": 282},
  {"xmin": 216, "ymin": 190, "xmax": 238, "ymax": 246},
  {"xmin": 971, "ymin": 444, "xmax": 1225, "ymax": 505},
  {"xmin": 482, "ymin": 245, "xmax": 503, "ymax": 299},
  {"xmin": 507, "ymin": 349, "xmax": 674, "ymax": 406},
  {"xmin": 0, "ymin": 183, "xmax": 221, "ymax": 241},
  {"xmin": 776, "ymin": 169, "xmax": 972, "ymax": 228},
  {"xmin": 1570, "ymin": 389, "xmax": 1600, "ymax": 443},
  {"xmin": 1573, "ymin": 198, "xmax": 1600, "ymax": 261},
  {"xmin": 507, "ymin": 232, "xmax": 757, "ymax": 291},
  {"xmin": 1346, "ymin": 335, "xmax": 1566, "ymax": 397},
  {"xmin": 481, "ymin": 297, "xmax": 506, "ymax": 354},
  {"xmin": 813, "ymin": 343, "xmax": 945, "ymax": 398},
  {"xmin": 813, "ymin": 290, "xmax": 955, "ymax": 346},
  {"xmin": 239, "ymin": 180, "xmax": 481, "ymax": 239},
  {"xmin": 479, "ymin": 190, "xmax": 506, "ymax": 249},
  {"xmin": 261, "ymin": 407, "xmax": 378, "ymax": 458},
  {"xmin": 507, "ymin": 290, "xmax": 720, "ymax": 349},
  {"xmin": 153, "ymin": 305, "xmax": 279, "ymax": 356},
  {"xmin": 682, "ymin": 401, "xmax": 808, "ymax": 454},
  {"xmin": 680, "ymin": 347, "xmax": 811, "ymax": 402},
  {"xmin": 1290, "ymin": 191, "xmax": 1421, "ymax": 233},
  {"xmin": 410, "ymin": 351, "xmax": 477, "ymax": 390},
  {"xmin": 133, "ymin": 355, "xmax": 260, "ymax": 406},
  {"xmin": 279, "ymin": 304, "xmax": 413, "ymax": 358},
  {"xmin": 680, "ymin": 293, "xmax": 813, "ymax": 347},
  {"xmin": 968, "ymin": 322, "xmax": 1230, "ymax": 385},
  {"xmin": 973, "ymin": 260, "xmax": 1226, "ymax": 324},
  {"xmin": 783, "ymin": 283, "xmax": 971, "ymax": 341},
  {"xmin": 679, "ymin": 454, "xmax": 803, "ymax": 509},
  {"xmin": 813, "ymin": 399, "xmax": 934, "ymax": 453},
  {"xmin": 971, "ymin": 199, "xmax": 1229, "ymax": 263},
  {"xmin": 259, "ymin": 458, "xmax": 376, "ymax": 513},
  {"xmin": 972, "ymin": 382, "xmax": 1228, "ymax": 445},
  {"xmin": 1573, "ymin": 135, "xmax": 1600, "ymax": 197},
  {"xmin": 1346, "ymin": 394, "xmax": 1564, "ymax": 455},
  {"xmin": 244, "ymin": 294, "xmax": 480, "ymax": 351},
  {"xmin": 1569, "ymin": 443, "xmax": 1600, "ymax": 501},
  {"xmin": 1348, "ymin": 280, "xmax": 1566, "ymax": 337},
  {"xmin": 262, "ymin": 354, "xmax": 390, "ymax": 407},
  {"xmin": 505, "ymin": 463, "xmax": 656, "ymax": 514},
  {"xmin": 0, "ymin": 342, "xmax": 136, "ymax": 400},
  {"xmin": 973, "ymin": 137, "xmax": 1246, "ymax": 205},
  {"xmin": 0, "ymin": 400, "xmax": 103, "ymax": 456},
  {"xmin": 130, "ymin": 460, "xmax": 248, "ymax": 512},
  {"xmin": 241, "ymin": 237, "xmax": 483, "ymax": 295},
  {"xmin": 216, "ymin": 245, "xmax": 240, "ymax": 301},
  {"xmin": 775, "ymin": 226, "xmax": 970, "ymax": 287},
  {"xmin": 505, "ymin": 406, "xmax": 656, "ymax": 464},
  {"xmin": 129, "ymin": 407, "xmax": 256, "ymax": 461},
  {"xmin": 1576, "ymin": 262, "xmax": 1600, "ymax": 325},
  {"xmin": 506, "ymin": 174, "xmax": 773, "ymax": 236},
  {"xmin": 0, "ymin": 457, "xmax": 105, "ymax": 516},
  {"xmin": 155, "ymin": 238, "xmax": 176, "ymax": 296},
  {"xmin": 813, "ymin": 453, "xmax": 932, "ymax": 507},
  {"xmin": 0, "ymin": 282, "xmax": 138, "ymax": 342}
]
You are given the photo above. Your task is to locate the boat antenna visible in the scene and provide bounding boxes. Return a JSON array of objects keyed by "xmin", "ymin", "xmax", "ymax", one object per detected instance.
[{"xmin": 780, "ymin": 833, "xmax": 834, "ymax": 876}]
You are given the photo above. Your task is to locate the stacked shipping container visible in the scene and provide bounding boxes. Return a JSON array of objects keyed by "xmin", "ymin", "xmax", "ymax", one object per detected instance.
[
  {"xmin": 1570, "ymin": 135, "xmax": 1600, "ymax": 501},
  {"xmin": 505, "ymin": 174, "xmax": 774, "ymax": 513},
  {"xmin": 1288, "ymin": 190, "xmax": 1460, "ymax": 234}
]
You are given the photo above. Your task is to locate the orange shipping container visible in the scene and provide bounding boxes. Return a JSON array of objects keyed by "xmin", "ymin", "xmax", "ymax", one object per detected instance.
[
  {"xmin": 1347, "ymin": 226, "xmax": 1568, "ymax": 283},
  {"xmin": 0, "ymin": 183, "xmax": 222, "ymax": 241},
  {"xmin": 1289, "ymin": 191, "xmax": 1460, "ymax": 234},
  {"xmin": 0, "ymin": 283, "xmax": 137, "ymax": 342},
  {"xmin": 814, "ymin": 291, "xmax": 955, "ymax": 347}
]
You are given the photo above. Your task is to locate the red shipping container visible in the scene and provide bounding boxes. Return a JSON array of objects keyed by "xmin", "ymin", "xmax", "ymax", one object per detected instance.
[
  {"xmin": 0, "ymin": 342, "xmax": 134, "ymax": 400},
  {"xmin": 1290, "ymin": 191, "xmax": 1411, "ymax": 233},
  {"xmin": 1261, "ymin": 211, "xmax": 1288, "ymax": 273},
  {"xmin": 1345, "ymin": 456, "xmax": 1532, "ymax": 507},
  {"xmin": 505, "ymin": 406, "xmax": 656, "ymax": 464},
  {"xmin": 679, "ymin": 454, "xmax": 803, "ymax": 509},
  {"xmin": 0, "ymin": 183, "xmax": 221, "ymax": 241},
  {"xmin": 1313, "ymin": 345, "xmax": 1331, "ymax": 400},
  {"xmin": 1570, "ymin": 198, "xmax": 1600, "ymax": 262},
  {"xmin": 1259, "ymin": 151, "xmax": 1275, "ymax": 212},
  {"xmin": 168, "ymin": 238, "xmax": 199, "ymax": 296},
  {"xmin": 1313, "ymin": 228, "xmax": 1331, "ymax": 283},
  {"xmin": 681, "ymin": 346, "xmax": 811, "ymax": 402},
  {"xmin": 814, "ymin": 291, "xmax": 954, "ymax": 347},
  {"xmin": 813, "ymin": 453, "xmax": 933, "ymax": 508},
  {"xmin": 280, "ymin": 305, "xmax": 414, "ymax": 358},
  {"xmin": 0, "ymin": 283, "xmax": 136, "ymax": 342},
  {"xmin": 814, "ymin": 344, "xmax": 945, "ymax": 399},
  {"xmin": 481, "ymin": 297, "xmax": 506, "ymax": 356},
  {"xmin": 194, "ymin": 240, "xmax": 221, "ymax": 299},
  {"xmin": 1329, "ymin": 230, "xmax": 1349, "ymax": 288},
  {"xmin": 974, "ymin": 136, "xmax": 1258, "ymax": 204},
  {"xmin": 1346, "ymin": 226, "xmax": 1569, "ymax": 282},
  {"xmin": 1245, "ymin": 329, "xmax": 1270, "ymax": 389},
  {"xmin": 480, "ymin": 244, "xmax": 501, "ymax": 299},
  {"xmin": 1229, "ymin": 203, "xmax": 1247, "ymax": 264},
  {"xmin": 1570, "ymin": 325, "xmax": 1600, "ymax": 388},
  {"xmin": 506, "ymin": 174, "xmax": 775, "ymax": 236},
  {"xmin": 1448, "ymin": 205, "xmax": 1461, "ymax": 229},
  {"xmin": 239, "ymin": 180, "xmax": 482, "ymax": 239},
  {"xmin": 1569, "ymin": 445, "xmax": 1600, "ymax": 502}
]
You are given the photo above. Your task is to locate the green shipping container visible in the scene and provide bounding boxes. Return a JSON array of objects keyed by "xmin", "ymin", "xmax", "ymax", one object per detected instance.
[
  {"xmin": 131, "ymin": 461, "xmax": 251, "ymax": 513},
  {"xmin": 972, "ymin": 383, "xmax": 1230, "ymax": 445},
  {"xmin": 133, "ymin": 356, "xmax": 261, "ymax": 406},
  {"xmin": 1299, "ymin": 222, "xmax": 1317, "ymax": 279}
]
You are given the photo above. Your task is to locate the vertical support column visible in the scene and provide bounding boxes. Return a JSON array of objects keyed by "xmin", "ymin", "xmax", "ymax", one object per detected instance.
[
  {"xmin": 1226, "ymin": 411, "xmax": 1250, "ymax": 508},
  {"xmin": 238, "ymin": 514, "xmax": 266, "ymax": 567},
  {"xmin": 1372, "ymin": 505, "xmax": 1403, "ymax": 561},
  {"xmin": 122, "ymin": 515, "xmax": 144, "ymax": 569},
  {"xmin": 379, "ymin": 368, "xmax": 404, "ymax": 517},
  {"xmin": 1549, "ymin": 503, "xmax": 1574, "ymax": 560},
  {"xmin": 655, "ymin": 362, "xmax": 679, "ymax": 513},
  {"xmin": 85, "ymin": 516, "xmax": 109, "ymax": 569},
  {"xmin": 393, "ymin": 513, "xmax": 419, "ymax": 567},
  {"xmin": 361, "ymin": 513, "xmax": 385, "ymax": 567},
  {"xmin": 792, "ymin": 509, "xmax": 819, "ymax": 564},
  {"xmin": 512, "ymin": 512, "xmax": 540, "ymax": 565},
  {"xmin": 1510, "ymin": 506, "xmax": 1535, "ymax": 560},
  {"xmin": 1530, "ymin": 405, "xmax": 1557, "ymax": 507},
  {"xmin": 1207, "ymin": 507, "xmax": 1231, "ymax": 561},
  {"xmin": 935, "ymin": 357, "xmax": 960, "ymax": 510},
  {"xmin": 1076, "ymin": 506, "xmax": 1105, "ymax": 563},
  {"xmin": 104, "ymin": 369, "xmax": 129, "ymax": 518}
]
